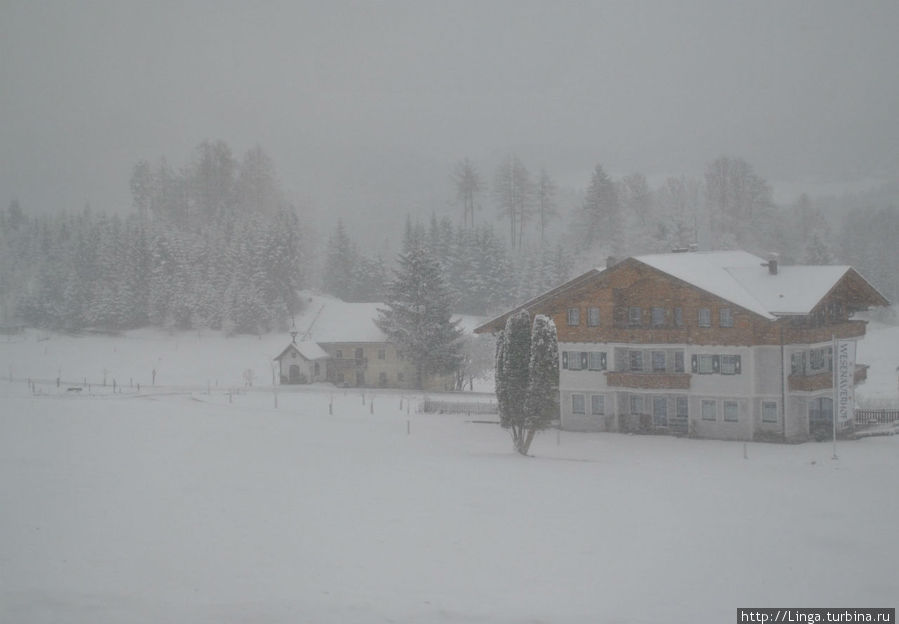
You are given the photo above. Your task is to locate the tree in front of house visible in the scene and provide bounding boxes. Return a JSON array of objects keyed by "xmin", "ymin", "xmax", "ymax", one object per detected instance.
[
  {"xmin": 496, "ymin": 311, "xmax": 560, "ymax": 455},
  {"xmin": 523, "ymin": 315, "xmax": 559, "ymax": 448},
  {"xmin": 376, "ymin": 247, "xmax": 463, "ymax": 389}
]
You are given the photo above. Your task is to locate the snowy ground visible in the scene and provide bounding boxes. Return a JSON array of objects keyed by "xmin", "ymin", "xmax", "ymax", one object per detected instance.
[{"xmin": 2, "ymin": 326, "xmax": 898, "ymax": 623}]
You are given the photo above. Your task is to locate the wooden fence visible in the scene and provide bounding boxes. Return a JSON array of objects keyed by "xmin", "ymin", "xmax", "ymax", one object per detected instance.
[
  {"xmin": 854, "ymin": 409, "xmax": 899, "ymax": 427},
  {"xmin": 421, "ymin": 399, "xmax": 498, "ymax": 415}
]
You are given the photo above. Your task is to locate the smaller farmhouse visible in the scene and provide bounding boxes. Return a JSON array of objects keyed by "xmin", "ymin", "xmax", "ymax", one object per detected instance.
[
  {"xmin": 273, "ymin": 294, "xmax": 458, "ymax": 391},
  {"xmin": 274, "ymin": 339, "xmax": 329, "ymax": 384}
]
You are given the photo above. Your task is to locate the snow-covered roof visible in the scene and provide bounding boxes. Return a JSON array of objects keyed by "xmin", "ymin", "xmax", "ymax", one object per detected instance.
[
  {"xmin": 274, "ymin": 341, "xmax": 330, "ymax": 362},
  {"xmin": 632, "ymin": 251, "xmax": 870, "ymax": 318},
  {"xmin": 292, "ymin": 293, "xmax": 483, "ymax": 344}
]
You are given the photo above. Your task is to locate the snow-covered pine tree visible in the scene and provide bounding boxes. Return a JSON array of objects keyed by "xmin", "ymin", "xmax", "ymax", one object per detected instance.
[
  {"xmin": 521, "ymin": 314, "xmax": 559, "ymax": 454},
  {"xmin": 376, "ymin": 246, "xmax": 463, "ymax": 389},
  {"xmin": 499, "ymin": 309, "xmax": 531, "ymax": 454}
]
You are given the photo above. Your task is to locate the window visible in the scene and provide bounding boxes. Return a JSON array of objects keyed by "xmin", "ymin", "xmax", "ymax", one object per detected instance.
[
  {"xmin": 701, "ymin": 399, "xmax": 717, "ymax": 421},
  {"xmin": 720, "ymin": 355, "xmax": 740, "ymax": 375},
  {"xmin": 587, "ymin": 307, "xmax": 600, "ymax": 326},
  {"xmin": 565, "ymin": 351, "xmax": 583, "ymax": 371},
  {"xmin": 629, "ymin": 350, "xmax": 644, "ymax": 372},
  {"xmin": 379, "ymin": 372, "xmax": 387, "ymax": 386},
  {"xmin": 676, "ymin": 397, "xmax": 688, "ymax": 420},
  {"xmin": 652, "ymin": 351, "xmax": 666, "ymax": 372},
  {"xmin": 724, "ymin": 400, "xmax": 739, "ymax": 422},
  {"xmin": 354, "ymin": 348, "xmax": 364, "ymax": 361},
  {"xmin": 335, "ymin": 350, "xmax": 343, "ymax": 359},
  {"xmin": 809, "ymin": 397, "xmax": 833, "ymax": 424},
  {"xmin": 791, "ymin": 352, "xmax": 806, "ymax": 375},
  {"xmin": 630, "ymin": 395, "xmax": 643, "ymax": 414},
  {"xmin": 397, "ymin": 372, "xmax": 404, "ymax": 382},
  {"xmin": 588, "ymin": 352, "xmax": 606, "ymax": 371},
  {"xmin": 698, "ymin": 308, "xmax": 711, "ymax": 327},
  {"xmin": 567, "ymin": 308, "xmax": 580, "ymax": 326},
  {"xmin": 378, "ymin": 349, "xmax": 386, "ymax": 360},
  {"xmin": 628, "ymin": 306, "xmax": 642, "ymax": 327},
  {"xmin": 591, "ymin": 395, "xmax": 605, "ymax": 416},
  {"xmin": 572, "ymin": 394, "xmax": 586, "ymax": 415},
  {"xmin": 809, "ymin": 347, "xmax": 832, "ymax": 372},
  {"xmin": 697, "ymin": 354, "xmax": 715, "ymax": 374},
  {"xmin": 762, "ymin": 401, "xmax": 778, "ymax": 423},
  {"xmin": 719, "ymin": 307, "xmax": 734, "ymax": 328},
  {"xmin": 674, "ymin": 351, "xmax": 685, "ymax": 373},
  {"xmin": 653, "ymin": 397, "xmax": 668, "ymax": 426},
  {"xmin": 674, "ymin": 307, "xmax": 683, "ymax": 327},
  {"xmin": 651, "ymin": 307, "xmax": 666, "ymax": 327}
]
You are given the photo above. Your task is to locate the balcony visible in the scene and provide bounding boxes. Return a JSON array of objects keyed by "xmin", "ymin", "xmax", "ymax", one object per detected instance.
[
  {"xmin": 605, "ymin": 371, "xmax": 691, "ymax": 390},
  {"xmin": 781, "ymin": 320, "xmax": 867, "ymax": 344},
  {"xmin": 787, "ymin": 364, "xmax": 869, "ymax": 392}
]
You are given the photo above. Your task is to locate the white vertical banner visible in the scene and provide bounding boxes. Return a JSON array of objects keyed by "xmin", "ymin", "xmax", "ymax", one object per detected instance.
[{"xmin": 834, "ymin": 339, "xmax": 856, "ymax": 430}]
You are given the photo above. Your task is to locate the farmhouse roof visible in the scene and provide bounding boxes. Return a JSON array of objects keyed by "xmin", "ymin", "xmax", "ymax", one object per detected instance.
[
  {"xmin": 475, "ymin": 250, "xmax": 888, "ymax": 333},
  {"xmin": 273, "ymin": 341, "xmax": 330, "ymax": 362}
]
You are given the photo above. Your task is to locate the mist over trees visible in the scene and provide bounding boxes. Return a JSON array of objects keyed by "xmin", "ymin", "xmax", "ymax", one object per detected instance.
[
  {"xmin": 1, "ymin": 141, "xmax": 309, "ymax": 333},
  {"xmin": 3, "ymin": 144, "xmax": 898, "ymax": 334}
]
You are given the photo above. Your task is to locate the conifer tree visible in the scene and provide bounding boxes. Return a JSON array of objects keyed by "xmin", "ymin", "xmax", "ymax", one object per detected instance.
[
  {"xmin": 376, "ymin": 247, "xmax": 463, "ymax": 389},
  {"xmin": 522, "ymin": 315, "xmax": 559, "ymax": 453},
  {"xmin": 498, "ymin": 310, "xmax": 532, "ymax": 454}
]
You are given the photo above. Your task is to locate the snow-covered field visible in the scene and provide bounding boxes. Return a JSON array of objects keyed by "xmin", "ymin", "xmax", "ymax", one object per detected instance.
[{"xmin": 2, "ymin": 326, "xmax": 898, "ymax": 623}]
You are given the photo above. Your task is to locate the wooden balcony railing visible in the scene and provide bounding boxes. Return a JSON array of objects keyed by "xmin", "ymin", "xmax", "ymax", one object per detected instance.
[{"xmin": 605, "ymin": 371, "xmax": 691, "ymax": 390}]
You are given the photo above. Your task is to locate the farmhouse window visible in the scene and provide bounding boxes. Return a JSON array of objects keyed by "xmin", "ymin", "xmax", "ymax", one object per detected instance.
[
  {"xmin": 762, "ymin": 401, "xmax": 778, "ymax": 423},
  {"xmin": 651, "ymin": 307, "xmax": 666, "ymax": 327},
  {"xmin": 628, "ymin": 306, "xmax": 642, "ymax": 327},
  {"xmin": 791, "ymin": 352, "xmax": 806, "ymax": 375},
  {"xmin": 567, "ymin": 308, "xmax": 580, "ymax": 326},
  {"xmin": 378, "ymin": 349, "xmax": 386, "ymax": 360},
  {"xmin": 336, "ymin": 350, "xmax": 343, "ymax": 359},
  {"xmin": 698, "ymin": 308, "xmax": 711, "ymax": 327},
  {"xmin": 630, "ymin": 395, "xmax": 643, "ymax": 414},
  {"xmin": 591, "ymin": 394, "xmax": 605, "ymax": 416},
  {"xmin": 676, "ymin": 396, "xmax": 689, "ymax": 420},
  {"xmin": 809, "ymin": 347, "xmax": 832, "ymax": 372},
  {"xmin": 653, "ymin": 397, "xmax": 668, "ymax": 427},
  {"xmin": 587, "ymin": 307, "xmax": 601, "ymax": 326},
  {"xmin": 720, "ymin": 355, "xmax": 741, "ymax": 375},
  {"xmin": 701, "ymin": 399, "xmax": 717, "ymax": 421},
  {"xmin": 588, "ymin": 352, "xmax": 607, "ymax": 371},
  {"xmin": 723, "ymin": 400, "xmax": 739, "ymax": 422},
  {"xmin": 719, "ymin": 307, "xmax": 734, "ymax": 328},
  {"xmin": 674, "ymin": 351, "xmax": 685, "ymax": 373},
  {"xmin": 629, "ymin": 350, "xmax": 644, "ymax": 372},
  {"xmin": 674, "ymin": 307, "xmax": 683, "ymax": 327},
  {"xmin": 572, "ymin": 394, "xmax": 586, "ymax": 415},
  {"xmin": 694, "ymin": 354, "xmax": 717, "ymax": 374},
  {"xmin": 651, "ymin": 351, "xmax": 666, "ymax": 372}
]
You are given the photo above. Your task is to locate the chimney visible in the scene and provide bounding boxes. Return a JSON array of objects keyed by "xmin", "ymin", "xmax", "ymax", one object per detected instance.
[{"xmin": 764, "ymin": 252, "xmax": 779, "ymax": 275}]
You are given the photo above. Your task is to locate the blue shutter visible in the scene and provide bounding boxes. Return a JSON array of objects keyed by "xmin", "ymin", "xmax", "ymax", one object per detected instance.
[
  {"xmin": 581, "ymin": 352, "xmax": 588, "ymax": 369},
  {"xmin": 691, "ymin": 355, "xmax": 698, "ymax": 373},
  {"xmin": 562, "ymin": 351, "xmax": 569, "ymax": 369}
]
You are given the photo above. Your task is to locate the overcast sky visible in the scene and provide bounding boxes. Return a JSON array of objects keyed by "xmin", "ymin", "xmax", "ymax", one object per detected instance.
[{"xmin": 2, "ymin": 1, "xmax": 898, "ymax": 236}]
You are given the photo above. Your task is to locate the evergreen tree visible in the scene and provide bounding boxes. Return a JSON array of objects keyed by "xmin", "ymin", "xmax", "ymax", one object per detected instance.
[
  {"xmin": 522, "ymin": 315, "xmax": 559, "ymax": 452},
  {"xmin": 376, "ymin": 247, "xmax": 463, "ymax": 389},
  {"xmin": 498, "ymin": 310, "xmax": 532, "ymax": 454},
  {"xmin": 581, "ymin": 164, "xmax": 622, "ymax": 254}
]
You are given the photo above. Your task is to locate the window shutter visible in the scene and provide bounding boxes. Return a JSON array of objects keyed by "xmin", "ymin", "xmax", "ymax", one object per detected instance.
[
  {"xmin": 562, "ymin": 351, "xmax": 568, "ymax": 369},
  {"xmin": 581, "ymin": 352, "xmax": 588, "ymax": 369},
  {"xmin": 691, "ymin": 355, "xmax": 698, "ymax": 373},
  {"xmin": 601, "ymin": 352, "xmax": 607, "ymax": 370},
  {"xmin": 712, "ymin": 355, "xmax": 720, "ymax": 372},
  {"xmin": 735, "ymin": 355, "xmax": 742, "ymax": 374}
]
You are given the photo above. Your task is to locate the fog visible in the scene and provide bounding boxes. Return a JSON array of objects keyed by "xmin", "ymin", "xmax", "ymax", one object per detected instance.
[{"xmin": 2, "ymin": 1, "xmax": 898, "ymax": 241}]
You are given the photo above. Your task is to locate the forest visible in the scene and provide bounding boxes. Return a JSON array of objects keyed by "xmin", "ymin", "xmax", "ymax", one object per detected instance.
[{"xmin": 1, "ymin": 140, "xmax": 898, "ymax": 333}]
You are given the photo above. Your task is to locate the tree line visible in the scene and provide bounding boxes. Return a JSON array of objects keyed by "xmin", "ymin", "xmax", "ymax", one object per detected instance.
[{"xmin": 0, "ymin": 141, "xmax": 308, "ymax": 333}]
